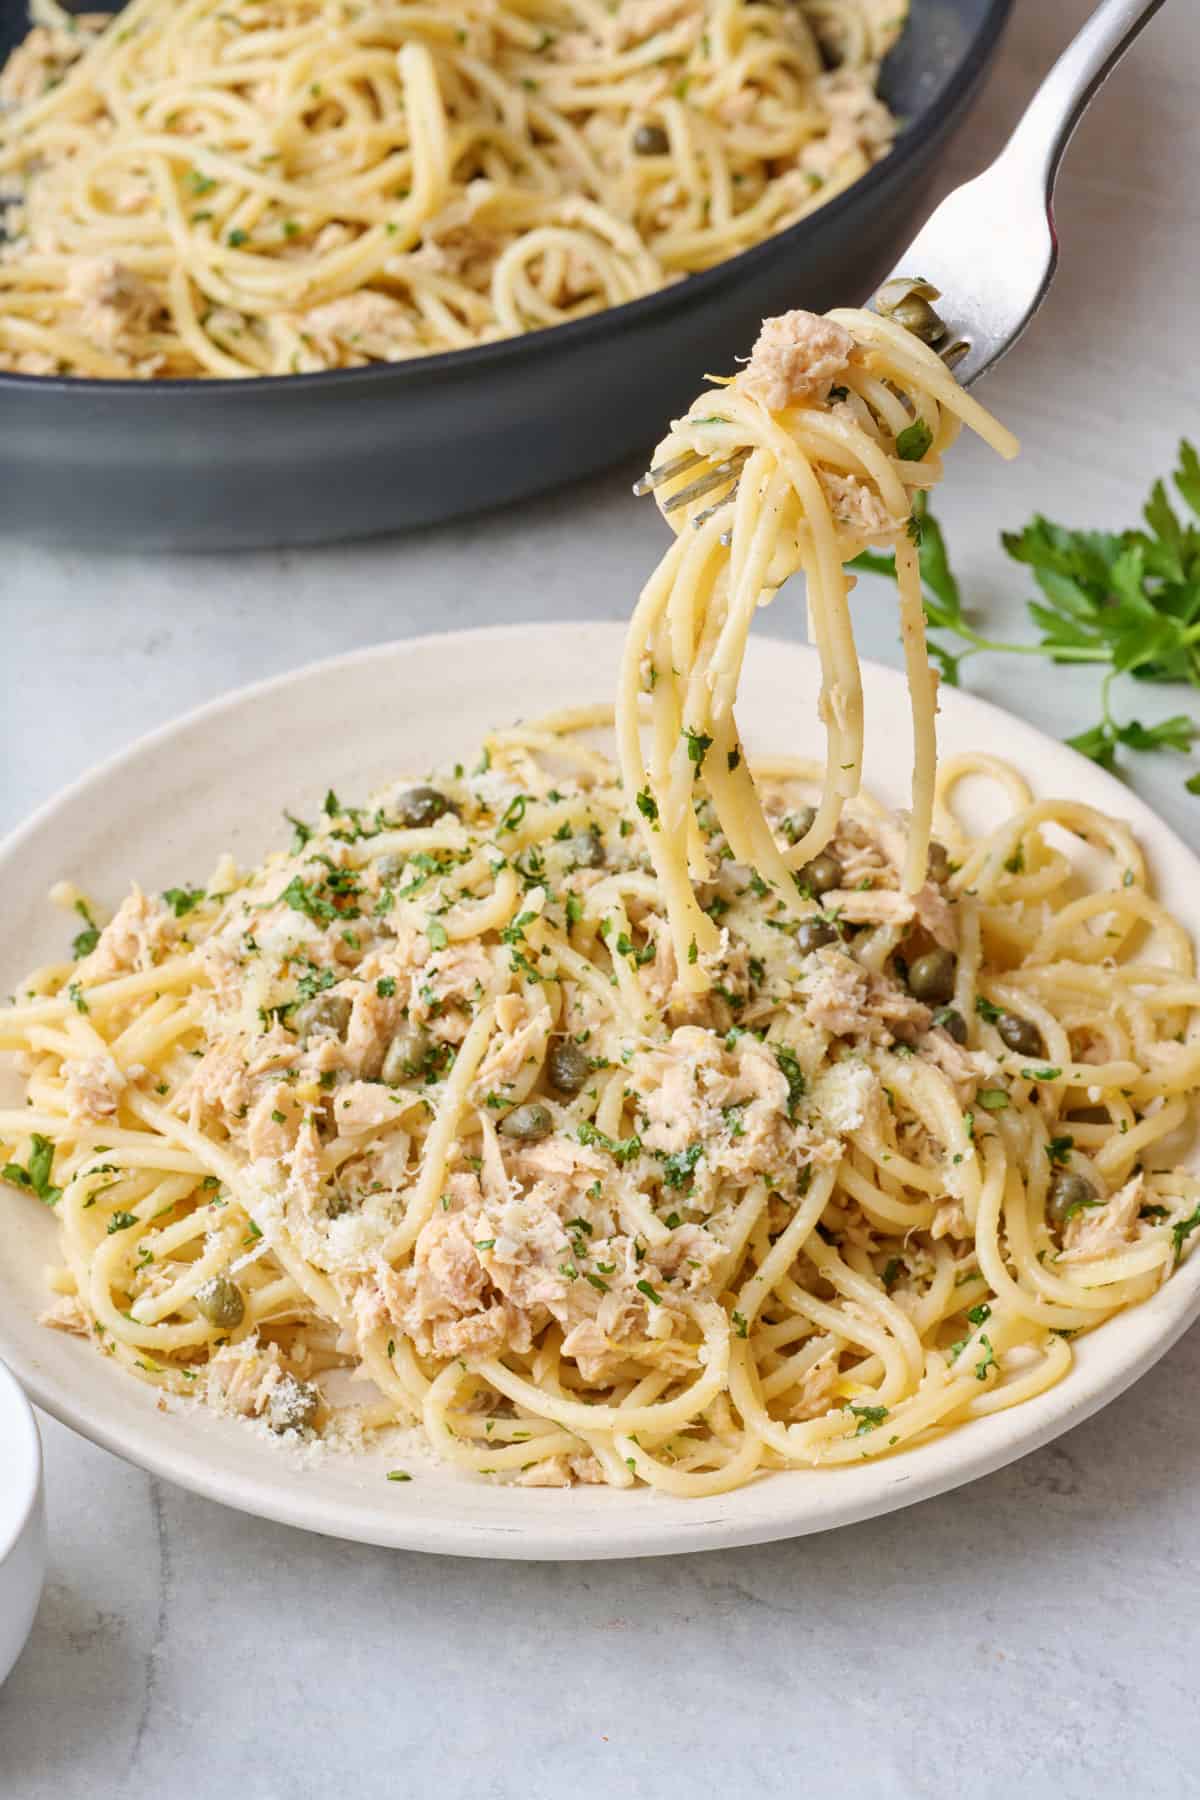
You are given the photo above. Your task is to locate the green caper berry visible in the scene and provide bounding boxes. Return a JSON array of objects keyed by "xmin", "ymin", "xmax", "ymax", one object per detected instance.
[
  {"xmin": 798, "ymin": 851, "xmax": 842, "ymax": 896},
  {"xmin": 796, "ymin": 917, "xmax": 838, "ymax": 954},
  {"xmin": 499, "ymin": 1101, "xmax": 554, "ymax": 1142},
  {"xmin": 996, "ymin": 1012, "xmax": 1045, "ymax": 1058},
  {"xmin": 194, "ymin": 1275, "xmax": 244, "ymax": 1329},
  {"xmin": 569, "ymin": 832, "xmax": 605, "ymax": 869},
  {"xmin": 907, "ymin": 948, "xmax": 957, "ymax": 1005},
  {"xmin": 933, "ymin": 1006, "xmax": 968, "ymax": 1045},
  {"xmin": 1047, "ymin": 1170, "xmax": 1097, "ymax": 1230},
  {"xmin": 380, "ymin": 1024, "xmax": 430, "ymax": 1086},
  {"xmin": 633, "ymin": 122, "xmax": 669, "ymax": 155},
  {"xmin": 293, "ymin": 991, "xmax": 352, "ymax": 1042},
  {"xmin": 547, "ymin": 1040, "xmax": 591, "ymax": 1095},
  {"xmin": 267, "ymin": 1375, "xmax": 320, "ymax": 1434},
  {"xmin": 394, "ymin": 786, "xmax": 455, "ymax": 828},
  {"xmin": 890, "ymin": 293, "xmax": 947, "ymax": 346}
]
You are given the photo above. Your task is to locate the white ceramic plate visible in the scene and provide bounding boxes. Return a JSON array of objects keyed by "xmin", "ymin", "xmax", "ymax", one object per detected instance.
[
  {"xmin": 0, "ymin": 1359, "xmax": 45, "ymax": 1684},
  {"xmin": 1, "ymin": 623, "xmax": 1197, "ymax": 1560}
]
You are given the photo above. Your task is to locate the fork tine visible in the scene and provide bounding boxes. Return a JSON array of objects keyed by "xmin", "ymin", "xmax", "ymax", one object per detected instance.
[
  {"xmin": 690, "ymin": 490, "xmax": 738, "ymax": 530},
  {"xmin": 632, "ymin": 448, "xmax": 704, "ymax": 496},
  {"xmin": 662, "ymin": 449, "xmax": 750, "ymax": 514}
]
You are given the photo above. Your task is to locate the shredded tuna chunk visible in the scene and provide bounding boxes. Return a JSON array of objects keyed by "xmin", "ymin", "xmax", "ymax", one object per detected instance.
[
  {"xmin": 1061, "ymin": 1173, "xmax": 1144, "ymax": 1262},
  {"xmin": 741, "ymin": 309, "xmax": 855, "ymax": 410},
  {"xmin": 76, "ymin": 886, "xmax": 177, "ymax": 981},
  {"xmin": 804, "ymin": 949, "xmax": 931, "ymax": 1043},
  {"xmin": 330, "ymin": 1080, "xmax": 406, "ymax": 1136},
  {"xmin": 0, "ymin": 16, "xmax": 104, "ymax": 104},
  {"xmin": 298, "ymin": 292, "xmax": 416, "ymax": 362},
  {"xmin": 789, "ymin": 1353, "xmax": 841, "ymax": 1422},
  {"xmin": 818, "ymin": 469, "xmax": 896, "ymax": 542},
  {"xmin": 39, "ymin": 1293, "xmax": 91, "ymax": 1337},
  {"xmin": 206, "ymin": 1338, "xmax": 285, "ymax": 1417},
  {"xmin": 62, "ymin": 1053, "xmax": 126, "ymax": 1122},
  {"xmin": 66, "ymin": 258, "xmax": 164, "ymax": 352}
]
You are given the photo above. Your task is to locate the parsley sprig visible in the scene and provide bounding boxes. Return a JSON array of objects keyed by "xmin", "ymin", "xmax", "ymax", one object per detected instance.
[{"xmin": 853, "ymin": 442, "xmax": 1200, "ymax": 790}]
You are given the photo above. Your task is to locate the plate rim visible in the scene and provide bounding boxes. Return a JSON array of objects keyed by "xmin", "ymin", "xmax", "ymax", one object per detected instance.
[{"xmin": 2, "ymin": 619, "xmax": 1198, "ymax": 1560}]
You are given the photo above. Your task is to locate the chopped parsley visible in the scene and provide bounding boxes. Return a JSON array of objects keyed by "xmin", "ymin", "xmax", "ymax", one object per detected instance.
[
  {"xmin": 774, "ymin": 1046, "xmax": 806, "ymax": 1121},
  {"xmin": 162, "ymin": 885, "xmax": 205, "ymax": 918},
  {"xmin": 2, "ymin": 1133, "xmax": 61, "ymax": 1206},
  {"xmin": 635, "ymin": 787, "xmax": 659, "ymax": 826},
  {"xmin": 577, "ymin": 1122, "xmax": 641, "ymax": 1164},
  {"xmin": 683, "ymin": 727, "xmax": 713, "ymax": 771},
  {"xmin": 848, "ymin": 1403, "xmax": 888, "ymax": 1435},
  {"xmin": 1171, "ymin": 1203, "xmax": 1200, "ymax": 1265},
  {"xmin": 71, "ymin": 898, "xmax": 100, "ymax": 959},
  {"xmin": 661, "ymin": 1142, "xmax": 702, "ymax": 1190},
  {"xmin": 635, "ymin": 1278, "xmax": 662, "ymax": 1305}
]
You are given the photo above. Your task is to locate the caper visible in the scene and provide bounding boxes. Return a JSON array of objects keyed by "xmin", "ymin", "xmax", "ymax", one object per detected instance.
[
  {"xmin": 932, "ymin": 1005, "xmax": 967, "ymax": 1045},
  {"xmin": 293, "ymin": 991, "xmax": 352, "ymax": 1042},
  {"xmin": 782, "ymin": 806, "xmax": 817, "ymax": 846},
  {"xmin": 891, "ymin": 293, "xmax": 948, "ymax": 347},
  {"xmin": 996, "ymin": 1011, "xmax": 1045, "ymax": 1058},
  {"xmin": 194, "ymin": 1275, "xmax": 244, "ymax": 1330},
  {"xmin": 394, "ymin": 785, "xmax": 456, "ymax": 828},
  {"xmin": 798, "ymin": 851, "xmax": 843, "ymax": 896},
  {"xmin": 266, "ymin": 1375, "xmax": 321, "ymax": 1434},
  {"xmin": 875, "ymin": 277, "xmax": 948, "ymax": 347},
  {"xmin": 796, "ymin": 917, "xmax": 838, "ymax": 955},
  {"xmin": 906, "ymin": 948, "xmax": 957, "ymax": 1005},
  {"xmin": 633, "ymin": 122, "xmax": 669, "ymax": 155},
  {"xmin": 499, "ymin": 1101, "xmax": 554, "ymax": 1143},
  {"xmin": 569, "ymin": 832, "xmax": 605, "ymax": 869},
  {"xmin": 547, "ymin": 1040, "xmax": 591, "ymax": 1095},
  {"xmin": 380, "ymin": 1023, "xmax": 430, "ymax": 1086},
  {"xmin": 1047, "ymin": 1169, "xmax": 1097, "ymax": 1231},
  {"xmin": 926, "ymin": 840, "xmax": 952, "ymax": 884}
]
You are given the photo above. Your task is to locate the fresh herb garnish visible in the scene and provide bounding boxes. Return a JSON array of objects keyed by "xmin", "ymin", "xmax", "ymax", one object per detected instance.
[
  {"xmin": 2, "ymin": 1133, "xmax": 61, "ymax": 1206},
  {"xmin": 851, "ymin": 445, "xmax": 1200, "ymax": 792}
]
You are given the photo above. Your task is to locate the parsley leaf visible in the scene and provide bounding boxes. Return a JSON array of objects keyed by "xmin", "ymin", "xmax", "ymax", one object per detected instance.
[
  {"xmin": 683, "ymin": 727, "xmax": 713, "ymax": 770},
  {"xmin": 773, "ymin": 1046, "xmax": 806, "ymax": 1121},
  {"xmin": 71, "ymin": 898, "xmax": 101, "ymax": 959},
  {"xmin": 848, "ymin": 1403, "xmax": 888, "ymax": 1434},
  {"xmin": 2, "ymin": 1133, "xmax": 61, "ymax": 1206}
]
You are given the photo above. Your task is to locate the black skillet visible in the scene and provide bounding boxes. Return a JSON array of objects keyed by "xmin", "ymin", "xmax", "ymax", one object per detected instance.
[{"xmin": 0, "ymin": 0, "xmax": 1012, "ymax": 549}]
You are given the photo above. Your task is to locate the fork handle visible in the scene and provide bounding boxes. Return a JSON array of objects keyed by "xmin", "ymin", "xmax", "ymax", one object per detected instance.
[{"xmin": 1000, "ymin": 0, "xmax": 1169, "ymax": 214}]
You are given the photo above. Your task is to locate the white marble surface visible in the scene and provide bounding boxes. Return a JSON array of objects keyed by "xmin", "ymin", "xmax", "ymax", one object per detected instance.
[{"xmin": 3, "ymin": 3, "xmax": 1200, "ymax": 1794}]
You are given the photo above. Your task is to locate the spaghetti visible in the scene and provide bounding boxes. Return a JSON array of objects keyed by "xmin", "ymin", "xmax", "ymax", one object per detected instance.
[
  {"xmin": 620, "ymin": 302, "xmax": 1018, "ymax": 990},
  {"xmin": 0, "ymin": 0, "xmax": 905, "ymax": 377},
  {"xmin": 1, "ymin": 307, "xmax": 1196, "ymax": 1496},
  {"xmin": 2, "ymin": 721, "xmax": 1197, "ymax": 1493}
]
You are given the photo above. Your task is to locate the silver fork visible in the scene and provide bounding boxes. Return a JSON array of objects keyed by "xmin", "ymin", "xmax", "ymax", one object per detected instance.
[
  {"xmin": 635, "ymin": 0, "xmax": 1166, "ymax": 512},
  {"xmin": 881, "ymin": 0, "xmax": 1167, "ymax": 389}
]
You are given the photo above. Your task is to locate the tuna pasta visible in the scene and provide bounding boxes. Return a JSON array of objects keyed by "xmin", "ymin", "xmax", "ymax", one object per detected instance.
[
  {"xmin": 2, "ymin": 308, "xmax": 1198, "ymax": 1496},
  {"xmin": 0, "ymin": 0, "xmax": 905, "ymax": 377}
]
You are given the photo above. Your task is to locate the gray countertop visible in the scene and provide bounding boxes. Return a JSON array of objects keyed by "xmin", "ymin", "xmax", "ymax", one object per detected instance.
[{"xmin": 3, "ymin": 3, "xmax": 1200, "ymax": 1795}]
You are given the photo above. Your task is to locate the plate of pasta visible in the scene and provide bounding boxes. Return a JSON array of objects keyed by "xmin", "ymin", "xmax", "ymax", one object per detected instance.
[
  {"xmin": 2, "ymin": 305, "xmax": 1198, "ymax": 1558},
  {"xmin": 2, "ymin": 621, "xmax": 1198, "ymax": 1557}
]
